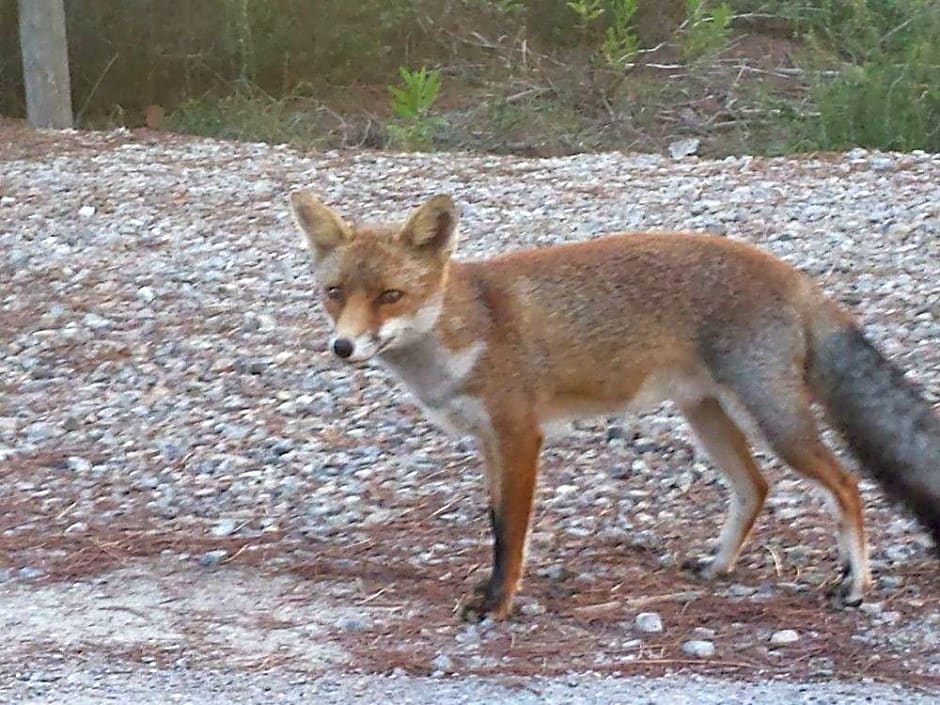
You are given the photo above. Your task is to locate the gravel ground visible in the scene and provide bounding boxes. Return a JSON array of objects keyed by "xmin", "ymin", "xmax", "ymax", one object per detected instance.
[
  {"xmin": 5, "ymin": 664, "xmax": 939, "ymax": 705},
  {"xmin": 1, "ymin": 121, "xmax": 938, "ymax": 701}
]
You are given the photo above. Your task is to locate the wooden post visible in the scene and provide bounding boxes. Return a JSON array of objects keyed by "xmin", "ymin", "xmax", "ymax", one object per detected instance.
[{"xmin": 18, "ymin": 0, "xmax": 73, "ymax": 128}]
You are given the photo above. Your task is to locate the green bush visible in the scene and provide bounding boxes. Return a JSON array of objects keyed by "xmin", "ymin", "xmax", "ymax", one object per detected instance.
[
  {"xmin": 387, "ymin": 66, "xmax": 447, "ymax": 150},
  {"xmin": 681, "ymin": 0, "xmax": 732, "ymax": 62},
  {"xmin": 809, "ymin": 39, "xmax": 939, "ymax": 151},
  {"xmin": 795, "ymin": 0, "xmax": 939, "ymax": 151}
]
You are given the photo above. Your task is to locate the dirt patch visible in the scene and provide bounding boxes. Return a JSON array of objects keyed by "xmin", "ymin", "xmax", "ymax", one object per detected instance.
[{"xmin": 1, "ymin": 559, "xmax": 350, "ymax": 670}]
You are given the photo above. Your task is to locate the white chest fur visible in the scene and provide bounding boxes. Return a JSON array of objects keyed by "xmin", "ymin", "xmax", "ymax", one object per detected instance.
[{"xmin": 380, "ymin": 339, "xmax": 489, "ymax": 436}]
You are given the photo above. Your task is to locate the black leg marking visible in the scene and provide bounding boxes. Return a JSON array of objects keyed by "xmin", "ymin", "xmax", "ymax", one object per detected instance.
[{"xmin": 485, "ymin": 507, "xmax": 507, "ymax": 605}]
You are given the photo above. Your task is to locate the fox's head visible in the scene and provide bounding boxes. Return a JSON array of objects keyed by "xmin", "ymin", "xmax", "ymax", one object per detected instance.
[{"xmin": 289, "ymin": 191, "xmax": 458, "ymax": 363}]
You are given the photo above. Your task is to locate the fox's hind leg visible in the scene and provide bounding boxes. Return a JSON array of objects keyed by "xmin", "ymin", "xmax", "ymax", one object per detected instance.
[
  {"xmin": 680, "ymin": 397, "xmax": 769, "ymax": 578},
  {"xmin": 732, "ymin": 378, "xmax": 870, "ymax": 606}
]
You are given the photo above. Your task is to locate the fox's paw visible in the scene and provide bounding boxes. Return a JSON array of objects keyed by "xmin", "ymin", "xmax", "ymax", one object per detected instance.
[
  {"xmin": 459, "ymin": 580, "xmax": 511, "ymax": 622},
  {"xmin": 680, "ymin": 554, "xmax": 726, "ymax": 581},
  {"xmin": 827, "ymin": 562, "xmax": 865, "ymax": 609}
]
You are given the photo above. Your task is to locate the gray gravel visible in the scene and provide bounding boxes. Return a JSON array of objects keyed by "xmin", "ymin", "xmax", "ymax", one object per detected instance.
[
  {"xmin": 4, "ymin": 666, "xmax": 938, "ymax": 705},
  {"xmin": 1, "ymin": 128, "xmax": 939, "ymax": 698}
]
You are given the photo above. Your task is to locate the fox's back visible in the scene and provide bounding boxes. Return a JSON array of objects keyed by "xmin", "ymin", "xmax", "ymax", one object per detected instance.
[
  {"xmin": 462, "ymin": 232, "xmax": 810, "ymax": 342},
  {"xmin": 453, "ymin": 232, "xmax": 819, "ymax": 412}
]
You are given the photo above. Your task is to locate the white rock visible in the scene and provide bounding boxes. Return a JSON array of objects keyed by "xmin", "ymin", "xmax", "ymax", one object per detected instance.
[
  {"xmin": 519, "ymin": 601, "xmax": 546, "ymax": 616},
  {"xmin": 211, "ymin": 518, "xmax": 238, "ymax": 537},
  {"xmin": 66, "ymin": 456, "xmax": 92, "ymax": 473},
  {"xmin": 769, "ymin": 629, "xmax": 800, "ymax": 646},
  {"xmin": 431, "ymin": 654, "xmax": 452, "ymax": 672},
  {"xmin": 64, "ymin": 521, "xmax": 87, "ymax": 535},
  {"xmin": 634, "ymin": 612, "xmax": 663, "ymax": 633},
  {"xmin": 79, "ymin": 205, "xmax": 96, "ymax": 217},
  {"xmin": 682, "ymin": 640, "xmax": 715, "ymax": 658},
  {"xmin": 669, "ymin": 137, "xmax": 700, "ymax": 159}
]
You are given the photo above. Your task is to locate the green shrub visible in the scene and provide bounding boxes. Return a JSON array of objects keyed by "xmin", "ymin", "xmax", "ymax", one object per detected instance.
[
  {"xmin": 565, "ymin": 0, "xmax": 640, "ymax": 67},
  {"xmin": 387, "ymin": 67, "xmax": 447, "ymax": 150},
  {"xmin": 794, "ymin": 0, "xmax": 940, "ymax": 151},
  {"xmin": 681, "ymin": 0, "xmax": 733, "ymax": 62},
  {"xmin": 809, "ymin": 40, "xmax": 940, "ymax": 151}
]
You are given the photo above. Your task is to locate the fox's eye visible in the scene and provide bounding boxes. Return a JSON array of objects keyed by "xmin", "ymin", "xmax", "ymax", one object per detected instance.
[
  {"xmin": 377, "ymin": 289, "xmax": 404, "ymax": 305},
  {"xmin": 326, "ymin": 286, "xmax": 343, "ymax": 301}
]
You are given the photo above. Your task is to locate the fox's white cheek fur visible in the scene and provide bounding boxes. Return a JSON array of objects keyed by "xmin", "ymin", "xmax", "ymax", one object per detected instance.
[{"xmin": 378, "ymin": 293, "xmax": 445, "ymax": 347}]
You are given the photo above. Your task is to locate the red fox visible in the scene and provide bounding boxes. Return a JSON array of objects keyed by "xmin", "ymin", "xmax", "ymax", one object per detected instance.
[{"xmin": 289, "ymin": 191, "xmax": 940, "ymax": 620}]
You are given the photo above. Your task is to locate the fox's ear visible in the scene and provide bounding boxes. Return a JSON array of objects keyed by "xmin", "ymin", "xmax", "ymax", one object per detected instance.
[
  {"xmin": 289, "ymin": 191, "xmax": 352, "ymax": 259},
  {"xmin": 400, "ymin": 194, "xmax": 458, "ymax": 258}
]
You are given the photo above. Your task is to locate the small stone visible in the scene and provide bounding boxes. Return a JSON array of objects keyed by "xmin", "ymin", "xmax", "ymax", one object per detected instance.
[
  {"xmin": 336, "ymin": 616, "xmax": 373, "ymax": 633},
  {"xmin": 728, "ymin": 583, "xmax": 756, "ymax": 597},
  {"xmin": 877, "ymin": 575, "xmax": 904, "ymax": 590},
  {"xmin": 64, "ymin": 521, "xmax": 87, "ymax": 535},
  {"xmin": 210, "ymin": 518, "xmax": 238, "ymax": 538},
  {"xmin": 18, "ymin": 566, "xmax": 45, "ymax": 581},
  {"xmin": 79, "ymin": 205, "xmax": 96, "ymax": 217},
  {"xmin": 633, "ymin": 437, "xmax": 659, "ymax": 453},
  {"xmin": 634, "ymin": 612, "xmax": 663, "ymax": 633},
  {"xmin": 669, "ymin": 137, "xmax": 700, "ymax": 159},
  {"xmin": 431, "ymin": 654, "xmax": 453, "ymax": 672},
  {"xmin": 769, "ymin": 629, "xmax": 800, "ymax": 646},
  {"xmin": 847, "ymin": 147, "xmax": 868, "ymax": 160},
  {"xmin": 271, "ymin": 439, "xmax": 295, "ymax": 456},
  {"xmin": 606, "ymin": 425, "xmax": 627, "ymax": 442},
  {"xmin": 199, "ymin": 549, "xmax": 229, "ymax": 567},
  {"xmin": 82, "ymin": 313, "xmax": 113, "ymax": 330},
  {"xmin": 883, "ymin": 545, "xmax": 907, "ymax": 562},
  {"xmin": 545, "ymin": 565, "xmax": 568, "ymax": 581},
  {"xmin": 691, "ymin": 627, "xmax": 716, "ymax": 640},
  {"xmin": 520, "ymin": 601, "xmax": 546, "ymax": 616},
  {"xmin": 0, "ymin": 196, "xmax": 15, "ymax": 207},
  {"xmin": 681, "ymin": 640, "xmax": 715, "ymax": 658},
  {"xmin": 137, "ymin": 286, "xmax": 157, "ymax": 303},
  {"xmin": 211, "ymin": 357, "xmax": 235, "ymax": 373},
  {"xmin": 66, "ymin": 456, "xmax": 91, "ymax": 473},
  {"xmin": 454, "ymin": 625, "xmax": 480, "ymax": 644},
  {"xmin": 25, "ymin": 422, "xmax": 57, "ymax": 443}
]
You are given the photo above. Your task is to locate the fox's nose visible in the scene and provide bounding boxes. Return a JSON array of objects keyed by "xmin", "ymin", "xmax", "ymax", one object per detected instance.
[{"xmin": 332, "ymin": 338, "xmax": 354, "ymax": 359}]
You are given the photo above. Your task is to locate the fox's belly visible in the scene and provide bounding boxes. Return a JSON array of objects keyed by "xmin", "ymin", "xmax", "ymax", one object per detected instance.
[{"xmin": 540, "ymin": 364, "xmax": 718, "ymax": 424}]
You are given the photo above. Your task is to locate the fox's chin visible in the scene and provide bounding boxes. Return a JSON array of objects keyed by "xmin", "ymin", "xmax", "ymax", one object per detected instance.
[{"xmin": 375, "ymin": 336, "xmax": 401, "ymax": 357}]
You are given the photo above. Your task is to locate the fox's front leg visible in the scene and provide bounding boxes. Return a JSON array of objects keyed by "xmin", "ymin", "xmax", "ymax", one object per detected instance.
[{"xmin": 463, "ymin": 415, "xmax": 542, "ymax": 621}]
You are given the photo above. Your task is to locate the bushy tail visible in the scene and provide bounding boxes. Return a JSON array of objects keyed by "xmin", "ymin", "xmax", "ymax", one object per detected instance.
[{"xmin": 808, "ymin": 317, "xmax": 940, "ymax": 549}]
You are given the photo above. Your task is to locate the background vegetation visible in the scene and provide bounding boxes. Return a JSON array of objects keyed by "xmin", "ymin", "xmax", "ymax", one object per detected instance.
[{"xmin": 0, "ymin": 0, "xmax": 937, "ymax": 155}]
